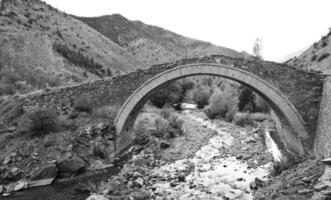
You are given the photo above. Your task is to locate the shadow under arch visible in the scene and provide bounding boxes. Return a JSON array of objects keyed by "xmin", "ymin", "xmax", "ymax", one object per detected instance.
[{"xmin": 114, "ymin": 63, "xmax": 308, "ymax": 155}]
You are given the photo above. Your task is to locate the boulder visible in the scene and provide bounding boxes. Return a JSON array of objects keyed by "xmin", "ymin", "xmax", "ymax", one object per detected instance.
[
  {"xmin": 13, "ymin": 180, "xmax": 28, "ymax": 191},
  {"xmin": 30, "ymin": 164, "xmax": 58, "ymax": 187},
  {"xmin": 0, "ymin": 167, "xmax": 22, "ymax": 183},
  {"xmin": 160, "ymin": 141, "xmax": 170, "ymax": 149},
  {"xmin": 322, "ymin": 158, "xmax": 331, "ymax": 165},
  {"xmin": 2, "ymin": 156, "xmax": 11, "ymax": 165},
  {"xmin": 56, "ymin": 155, "xmax": 87, "ymax": 178},
  {"xmin": 86, "ymin": 194, "xmax": 108, "ymax": 200},
  {"xmin": 127, "ymin": 189, "xmax": 150, "ymax": 200}
]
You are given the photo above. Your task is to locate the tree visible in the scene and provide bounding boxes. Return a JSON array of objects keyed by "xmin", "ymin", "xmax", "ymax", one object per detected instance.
[{"xmin": 253, "ymin": 38, "xmax": 263, "ymax": 59}]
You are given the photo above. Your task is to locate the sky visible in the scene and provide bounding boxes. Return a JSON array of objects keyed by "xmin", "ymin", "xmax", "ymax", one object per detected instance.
[{"xmin": 43, "ymin": 0, "xmax": 331, "ymax": 61}]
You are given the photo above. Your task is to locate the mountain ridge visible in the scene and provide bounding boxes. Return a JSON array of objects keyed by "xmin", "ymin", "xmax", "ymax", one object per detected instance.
[{"xmin": 77, "ymin": 14, "xmax": 244, "ymax": 66}]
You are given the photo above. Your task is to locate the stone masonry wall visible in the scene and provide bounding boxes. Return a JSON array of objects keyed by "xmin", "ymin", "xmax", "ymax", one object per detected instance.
[
  {"xmin": 0, "ymin": 55, "xmax": 324, "ymax": 149},
  {"xmin": 314, "ymin": 77, "xmax": 331, "ymax": 158}
]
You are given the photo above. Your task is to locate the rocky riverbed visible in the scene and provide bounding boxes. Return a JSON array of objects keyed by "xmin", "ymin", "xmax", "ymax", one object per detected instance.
[{"xmin": 86, "ymin": 109, "xmax": 276, "ymax": 200}]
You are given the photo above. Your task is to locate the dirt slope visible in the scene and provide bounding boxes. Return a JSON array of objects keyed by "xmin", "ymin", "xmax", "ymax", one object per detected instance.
[{"xmin": 78, "ymin": 14, "xmax": 244, "ymax": 66}]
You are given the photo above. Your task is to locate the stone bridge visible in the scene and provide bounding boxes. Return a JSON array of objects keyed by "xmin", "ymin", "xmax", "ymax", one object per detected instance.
[{"xmin": 0, "ymin": 55, "xmax": 325, "ymax": 157}]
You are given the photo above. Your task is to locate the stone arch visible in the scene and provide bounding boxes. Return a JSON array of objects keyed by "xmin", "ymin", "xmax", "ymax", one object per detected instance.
[{"xmin": 114, "ymin": 63, "xmax": 308, "ymax": 154}]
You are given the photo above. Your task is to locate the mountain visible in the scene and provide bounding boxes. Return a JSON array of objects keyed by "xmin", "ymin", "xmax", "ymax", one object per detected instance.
[
  {"xmin": 286, "ymin": 30, "xmax": 331, "ymax": 74},
  {"xmin": 279, "ymin": 45, "xmax": 311, "ymax": 63},
  {"xmin": 77, "ymin": 14, "xmax": 244, "ymax": 66},
  {"xmin": 0, "ymin": 0, "xmax": 146, "ymax": 96}
]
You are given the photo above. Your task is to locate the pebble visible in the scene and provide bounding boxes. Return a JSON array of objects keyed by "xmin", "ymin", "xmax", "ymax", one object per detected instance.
[
  {"xmin": 314, "ymin": 183, "xmax": 328, "ymax": 191},
  {"xmin": 298, "ymin": 189, "xmax": 314, "ymax": 194},
  {"xmin": 2, "ymin": 156, "xmax": 11, "ymax": 165},
  {"xmin": 170, "ymin": 181, "xmax": 178, "ymax": 187}
]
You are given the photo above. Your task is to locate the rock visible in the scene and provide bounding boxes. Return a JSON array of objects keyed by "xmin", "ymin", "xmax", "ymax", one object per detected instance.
[
  {"xmin": 0, "ymin": 185, "xmax": 3, "ymax": 194},
  {"xmin": 302, "ymin": 176, "xmax": 314, "ymax": 183},
  {"xmin": 170, "ymin": 181, "xmax": 178, "ymax": 187},
  {"xmin": 250, "ymin": 181, "xmax": 257, "ymax": 190},
  {"xmin": 322, "ymin": 189, "xmax": 331, "ymax": 196},
  {"xmin": 2, "ymin": 192, "xmax": 10, "ymax": 197},
  {"xmin": 2, "ymin": 156, "xmax": 11, "ymax": 165},
  {"xmin": 245, "ymin": 136, "xmax": 256, "ymax": 143},
  {"xmin": 56, "ymin": 155, "xmax": 87, "ymax": 178},
  {"xmin": 160, "ymin": 141, "xmax": 170, "ymax": 149},
  {"xmin": 30, "ymin": 164, "xmax": 58, "ymax": 187},
  {"xmin": 2, "ymin": 167, "xmax": 22, "ymax": 182},
  {"xmin": 86, "ymin": 194, "xmax": 108, "ymax": 200},
  {"xmin": 237, "ymin": 177, "xmax": 244, "ymax": 181},
  {"xmin": 298, "ymin": 189, "xmax": 314, "ymax": 194},
  {"xmin": 128, "ymin": 189, "xmax": 150, "ymax": 200},
  {"xmin": 178, "ymin": 175, "xmax": 185, "ymax": 182},
  {"xmin": 135, "ymin": 178, "xmax": 144, "ymax": 187},
  {"xmin": 250, "ymin": 178, "xmax": 265, "ymax": 190},
  {"xmin": 89, "ymin": 160, "xmax": 112, "ymax": 171},
  {"xmin": 322, "ymin": 158, "xmax": 331, "ymax": 165},
  {"xmin": 314, "ymin": 182, "xmax": 328, "ymax": 191},
  {"xmin": 13, "ymin": 180, "xmax": 28, "ymax": 191}
]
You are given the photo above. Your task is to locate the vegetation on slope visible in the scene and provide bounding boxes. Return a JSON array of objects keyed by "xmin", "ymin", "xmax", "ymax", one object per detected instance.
[
  {"xmin": 0, "ymin": 0, "xmax": 145, "ymax": 96},
  {"xmin": 287, "ymin": 28, "xmax": 331, "ymax": 74}
]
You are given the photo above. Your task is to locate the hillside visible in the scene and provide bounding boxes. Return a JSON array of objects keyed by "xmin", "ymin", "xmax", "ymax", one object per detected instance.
[
  {"xmin": 0, "ymin": 0, "xmax": 146, "ymax": 96},
  {"xmin": 286, "ymin": 29, "xmax": 331, "ymax": 74},
  {"xmin": 78, "ymin": 14, "xmax": 244, "ymax": 66}
]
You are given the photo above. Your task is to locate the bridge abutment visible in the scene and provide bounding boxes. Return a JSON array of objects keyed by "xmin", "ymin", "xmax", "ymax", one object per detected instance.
[{"xmin": 315, "ymin": 76, "xmax": 331, "ymax": 158}]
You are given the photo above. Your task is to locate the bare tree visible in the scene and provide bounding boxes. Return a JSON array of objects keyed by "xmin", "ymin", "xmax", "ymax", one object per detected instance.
[{"xmin": 253, "ymin": 38, "xmax": 263, "ymax": 60}]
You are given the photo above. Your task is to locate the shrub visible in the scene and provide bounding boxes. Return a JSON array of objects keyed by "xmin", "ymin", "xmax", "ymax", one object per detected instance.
[
  {"xmin": 322, "ymin": 41, "xmax": 328, "ymax": 48},
  {"xmin": 207, "ymin": 88, "xmax": 228, "ymax": 118},
  {"xmin": 311, "ymin": 55, "xmax": 317, "ymax": 61},
  {"xmin": 193, "ymin": 86, "xmax": 211, "ymax": 109},
  {"xmin": 318, "ymin": 53, "xmax": 330, "ymax": 62},
  {"xmin": 0, "ymin": 83, "xmax": 16, "ymax": 95},
  {"xmin": 204, "ymin": 86, "xmax": 238, "ymax": 121},
  {"xmin": 201, "ymin": 77, "xmax": 213, "ymax": 87},
  {"xmin": 149, "ymin": 78, "xmax": 195, "ymax": 109},
  {"xmin": 22, "ymin": 108, "xmax": 59, "ymax": 136},
  {"xmin": 92, "ymin": 106, "xmax": 117, "ymax": 119},
  {"xmin": 53, "ymin": 43, "xmax": 105, "ymax": 77},
  {"xmin": 238, "ymin": 86, "xmax": 255, "ymax": 112},
  {"xmin": 73, "ymin": 95, "xmax": 94, "ymax": 113},
  {"xmin": 134, "ymin": 108, "xmax": 184, "ymax": 143},
  {"xmin": 254, "ymin": 95, "xmax": 270, "ymax": 113},
  {"xmin": 233, "ymin": 113, "xmax": 255, "ymax": 127}
]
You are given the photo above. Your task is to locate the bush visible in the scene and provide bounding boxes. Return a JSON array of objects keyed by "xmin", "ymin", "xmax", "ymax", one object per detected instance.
[
  {"xmin": 22, "ymin": 108, "xmax": 59, "ymax": 136},
  {"xmin": 254, "ymin": 95, "xmax": 270, "ymax": 113},
  {"xmin": 0, "ymin": 83, "xmax": 16, "ymax": 95},
  {"xmin": 233, "ymin": 113, "xmax": 255, "ymax": 127},
  {"xmin": 193, "ymin": 86, "xmax": 211, "ymax": 109},
  {"xmin": 204, "ymin": 86, "xmax": 238, "ymax": 121},
  {"xmin": 238, "ymin": 86, "xmax": 255, "ymax": 112},
  {"xmin": 53, "ymin": 43, "xmax": 106, "ymax": 77},
  {"xmin": 318, "ymin": 53, "xmax": 330, "ymax": 62},
  {"xmin": 73, "ymin": 95, "xmax": 94, "ymax": 113},
  {"xmin": 149, "ymin": 78, "xmax": 195, "ymax": 109},
  {"xmin": 311, "ymin": 55, "xmax": 317, "ymax": 61},
  {"xmin": 133, "ymin": 108, "xmax": 184, "ymax": 144}
]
